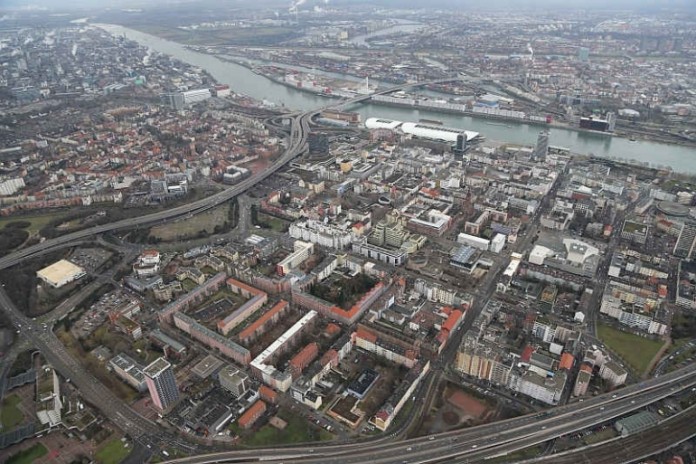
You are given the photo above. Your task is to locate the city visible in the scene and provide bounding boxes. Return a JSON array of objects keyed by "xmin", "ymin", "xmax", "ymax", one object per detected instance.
[{"xmin": 0, "ymin": 1, "xmax": 695, "ymax": 464}]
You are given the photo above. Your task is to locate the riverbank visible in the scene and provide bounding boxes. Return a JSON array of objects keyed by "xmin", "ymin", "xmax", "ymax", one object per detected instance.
[
  {"xmin": 95, "ymin": 23, "xmax": 696, "ymax": 172},
  {"xmin": 212, "ymin": 53, "xmax": 686, "ymax": 146}
]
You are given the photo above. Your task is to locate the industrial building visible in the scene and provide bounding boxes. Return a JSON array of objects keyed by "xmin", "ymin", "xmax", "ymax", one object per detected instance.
[{"xmin": 36, "ymin": 259, "xmax": 86, "ymax": 289}]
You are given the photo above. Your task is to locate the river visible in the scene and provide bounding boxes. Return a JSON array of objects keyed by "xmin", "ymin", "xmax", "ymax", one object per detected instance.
[{"xmin": 96, "ymin": 23, "xmax": 696, "ymax": 172}]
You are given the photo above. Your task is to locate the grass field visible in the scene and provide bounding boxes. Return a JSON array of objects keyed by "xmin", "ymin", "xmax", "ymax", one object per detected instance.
[
  {"xmin": 1, "ymin": 394, "xmax": 24, "ymax": 431},
  {"xmin": 256, "ymin": 212, "xmax": 290, "ymax": 233},
  {"xmin": 95, "ymin": 437, "xmax": 131, "ymax": 464},
  {"xmin": 150, "ymin": 204, "xmax": 229, "ymax": 241},
  {"xmin": 597, "ymin": 324, "xmax": 664, "ymax": 374},
  {"xmin": 0, "ymin": 212, "xmax": 65, "ymax": 234},
  {"xmin": 242, "ymin": 411, "xmax": 333, "ymax": 447},
  {"xmin": 7, "ymin": 443, "xmax": 48, "ymax": 464},
  {"xmin": 583, "ymin": 427, "xmax": 618, "ymax": 445}
]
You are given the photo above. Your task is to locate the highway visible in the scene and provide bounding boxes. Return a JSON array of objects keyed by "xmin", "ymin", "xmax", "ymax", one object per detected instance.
[
  {"xmin": 0, "ymin": 78, "xmax": 464, "ymax": 454},
  {"xmin": 0, "ymin": 77, "xmax": 456, "ymax": 273},
  {"xmin": 2, "ymin": 74, "xmax": 694, "ymax": 462},
  {"xmin": 162, "ymin": 364, "xmax": 696, "ymax": 463},
  {"xmin": 521, "ymin": 404, "xmax": 696, "ymax": 464}
]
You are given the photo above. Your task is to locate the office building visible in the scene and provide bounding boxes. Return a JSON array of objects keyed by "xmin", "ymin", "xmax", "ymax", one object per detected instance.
[{"xmin": 533, "ymin": 130, "xmax": 549, "ymax": 160}]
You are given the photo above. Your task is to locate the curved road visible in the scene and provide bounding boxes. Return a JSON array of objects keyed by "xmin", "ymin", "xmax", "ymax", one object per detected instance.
[{"xmin": 0, "ymin": 78, "xmax": 461, "ymax": 453}]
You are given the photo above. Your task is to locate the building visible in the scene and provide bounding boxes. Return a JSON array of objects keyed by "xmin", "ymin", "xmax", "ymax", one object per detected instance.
[
  {"xmin": 455, "ymin": 336, "xmax": 508, "ymax": 384},
  {"xmin": 615, "ymin": 411, "xmax": 660, "ymax": 437},
  {"xmin": 347, "ymin": 368, "xmax": 380, "ymax": 399},
  {"xmin": 509, "ymin": 369, "xmax": 567, "ymax": 405},
  {"xmin": 573, "ymin": 364, "xmax": 592, "ymax": 397},
  {"xmin": 599, "ymin": 360, "xmax": 627, "ymax": 387},
  {"xmin": 218, "ymin": 365, "xmax": 250, "ymax": 397},
  {"xmin": 276, "ymin": 241, "xmax": 314, "ymax": 276},
  {"xmin": 149, "ymin": 329, "xmax": 187, "ymax": 359},
  {"xmin": 36, "ymin": 366, "xmax": 62, "ymax": 427},
  {"xmin": 191, "ymin": 355, "xmax": 224, "ymax": 379},
  {"xmin": 353, "ymin": 324, "xmax": 418, "ymax": 368},
  {"xmin": 36, "ymin": 259, "xmax": 86, "ymax": 288},
  {"xmin": 533, "ymin": 130, "xmax": 549, "ymax": 160},
  {"xmin": 578, "ymin": 47, "xmax": 590, "ymax": 61},
  {"xmin": 371, "ymin": 362, "xmax": 429, "ymax": 431},
  {"xmin": 250, "ymin": 311, "xmax": 318, "ymax": 392},
  {"xmin": 289, "ymin": 343, "xmax": 319, "ymax": 380},
  {"xmin": 109, "ymin": 354, "xmax": 147, "ymax": 392},
  {"xmin": 173, "ymin": 312, "xmax": 252, "ymax": 365},
  {"xmin": 259, "ymin": 385, "xmax": 279, "ymax": 405},
  {"xmin": 218, "ymin": 279, "xmax": 268, "ymax": 335},
  {"xmin": 352, "ymin": 239, "xmax": 408, "ymax": 266},
  {"xmin": 238, "ymin": 400, "xmax": 266, "ymax": 429},
  {"xmin": 238, "ymin": 300, "xmax": 290, "ymax": 343},
  {"xmin": 457, "ymin": 233, "xmax": 490, "ymax": 251},
  {"xmin": 158, "ymin": 273, "xmax": 227, "ymax": 324},
  {"xmin": 143, "ymin": 357, "xmax": 179, "ymax": 411}
]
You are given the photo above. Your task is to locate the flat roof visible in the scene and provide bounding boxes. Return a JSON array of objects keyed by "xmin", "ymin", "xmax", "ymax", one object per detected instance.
[
  {"xmin": 192, "ymin": 355, "xmax": 224, "ymax": 378},
  {"xmin": 37, "ymin": 259, "xmax": 85, "ymax": 286},
  {"xmin": 143, "ymin": 357, "xmax": 171, "ymax": 378}
]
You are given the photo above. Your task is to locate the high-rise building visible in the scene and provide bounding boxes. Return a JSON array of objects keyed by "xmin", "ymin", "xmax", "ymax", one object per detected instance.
[
  {"xmin": 674, "ymin": 223, "xmax": 696, "ymax": 259},
  {"xmin": 577, "ymin": 47, "xmax": 590, "ymax": 62},
  {"xmin": 453, "ymin": 133, "xmax": 467, "ymax": 158},
  {"xmin": 144, "ymin": 357, "xmax": 179, "ymax": 411},
  {"xmin": 533, "ymin": 130, "xmax": 549, "ymax": 160},
  {"xmin": 160, "ymin": 92, "xmax": 185, "ymax": 110}
]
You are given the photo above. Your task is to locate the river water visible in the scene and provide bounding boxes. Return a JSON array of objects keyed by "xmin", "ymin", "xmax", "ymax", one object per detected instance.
[{"xmin": 97, "ymin": 23, "xmax": 696, "ymax": 172}]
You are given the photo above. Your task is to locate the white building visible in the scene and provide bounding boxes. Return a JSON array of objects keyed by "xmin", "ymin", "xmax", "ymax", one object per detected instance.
[
  {"xmin": 489, "ymin": 234, "xmax": 506, "ymax": 253},
  {"xmin": 599, "ymin": 360, "xmax": 627, "ymax": 387},
  {"xmin": 0, "ymin": 177, "xmax": 25, "ymax": 196},
  {"xmin": 37, "ymin": 260, "xmax": 86, "ymax": 289},
  {"xmin": 36, "ymin": 366, "xmax": 62, "ymax": 427},
  {"xmin": 182, "ymin": 88, "xmax": 212, "ymax": 105},
  {"xmin": 276, "ymin": 240, "xmax": 314, "ymax": 276},
  {"xmin": 289, "ymin": 220, "xmax": 353, "ymax": 250},
  {"xmin": 457, "ymin": 233, "xmax": 490, "ymax": 251},
  {"xmin": 509, "ymin": 370, "xmax": 566, "ymax": 405}
]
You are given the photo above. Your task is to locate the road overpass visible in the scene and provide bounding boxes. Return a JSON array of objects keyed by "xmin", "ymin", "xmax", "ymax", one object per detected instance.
[
  {"xmin": 2, "ymin": 75, "xmax": 692, "ymax": 462},
  {"xmin": 0, "ymin": 77, "xmax": 464, "ymax": 453},
  {"xmin": 161, "ymin": 365, "xmax": 696, "ymax": 464}
]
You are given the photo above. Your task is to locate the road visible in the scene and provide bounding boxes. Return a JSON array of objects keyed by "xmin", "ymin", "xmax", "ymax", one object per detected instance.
[
  {"xmin": 520, "ymin": 404, "xmax": 696, "ymax": 464},
  {"xmin": 0, "ymin": 77, "xmax": 467, "ymax": 454},
  {"xmin": 163, "ymin": 365, "xmax": 696, "ymax": 463}
]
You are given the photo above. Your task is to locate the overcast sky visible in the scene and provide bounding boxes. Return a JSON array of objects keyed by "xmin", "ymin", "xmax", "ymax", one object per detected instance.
[{"xmin": 2, "ymin": 0, "xmax": 695, "ymax": 11}]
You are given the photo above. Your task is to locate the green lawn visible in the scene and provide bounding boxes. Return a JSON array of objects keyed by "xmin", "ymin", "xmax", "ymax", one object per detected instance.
[
  {"xmin": 257, "ymin": 213, "xmax": 290, "ymax": 233},
  {"xmin": 583, "ymin": 427, "xmax": 618, "ymax": 445},
  {"xmin": 95, "ymin": 437, "xmax": 131, "ymax": 464},
  {"xmin": 242, "ymin": 411, "xmax": 333, "ymax": 447},
  {"xmin": 1, "ymin": 394, "xmax": 24, "ymax": 430},
  {"xmin": 7, "ymin": 443, "xmax": 48, "ymax": 464},
  {"xmin": 0, "ymin": 213, "xmax": 65, "ymax": 234},
  {"xmin": 597, "ymin": 324, "xmax": 664, "ymax": 374}
]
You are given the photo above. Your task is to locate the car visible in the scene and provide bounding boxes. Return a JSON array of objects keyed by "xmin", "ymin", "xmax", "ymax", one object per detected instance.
[
  {"xmin": 612, "ymin": 394, "xmax": 617, "ymax": 398},
  {"xmin": 471, "ymin": 445, "xmax": 478, "ymax": 449},
  {"xmin": 429, "ymin": 436, "xmax": 435, "ymax": 441}
]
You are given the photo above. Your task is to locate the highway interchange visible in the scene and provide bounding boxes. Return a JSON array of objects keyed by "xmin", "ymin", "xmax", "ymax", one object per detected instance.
[{"xmin": 0, "ymin": 77, "xmax": 695, "ymax": 463}]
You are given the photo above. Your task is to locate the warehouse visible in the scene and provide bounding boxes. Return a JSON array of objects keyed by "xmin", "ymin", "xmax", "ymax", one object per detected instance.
[{"xmin": 37, "ymin": 259, "xmax": 86, "ymax": 289}]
